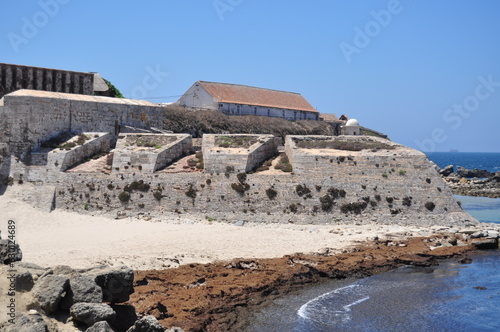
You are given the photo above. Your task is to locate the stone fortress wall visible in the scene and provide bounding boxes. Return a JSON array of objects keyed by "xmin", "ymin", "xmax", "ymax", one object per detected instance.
[
  {"xmin": 0, "ymin": 89, "xmax": 477, "ymax": 227},
  {"xmin": 0, "ymin": 90, "xmax": 163, "ymax": 160}
]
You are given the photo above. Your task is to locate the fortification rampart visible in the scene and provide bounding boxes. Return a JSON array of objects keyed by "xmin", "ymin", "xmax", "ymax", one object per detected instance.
[
  {"xmin": 0, "ymin": 90, "xmax": 163, "ymax": 160},
  {"xmin": 0, "ymin": 91, "xmax": 478, "ymax": 227},
  {"xmin": 3, "ymin": 134, "xmax": 476, "ymax": 227}
]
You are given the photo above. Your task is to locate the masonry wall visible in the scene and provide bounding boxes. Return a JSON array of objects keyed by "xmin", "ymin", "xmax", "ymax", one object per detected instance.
[
  {"xmin": 203, "ymin": 135, "xmax": 279, "ymax": 173},
  {"xmin": 0, "ymin": 91, "xmax": 163, "ymax": 160},
  {"xmin": 112, "ymin": 134, "xmax": 192, "ymax": 173},
  {"xmin": 7, "ymin": 147, "xmax": 473, "ymax": 227},
  {"xmin": 0, "ymin": 63, "xmax": 94, "ymax": 99}
]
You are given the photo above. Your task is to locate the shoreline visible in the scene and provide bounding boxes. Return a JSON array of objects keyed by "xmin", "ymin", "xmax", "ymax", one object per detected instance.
[
  {"xmin": 1, "ymin": 190, "xmax": 499, "ymax": 331},
  {"xmin": 129, "ymin": 235, "xmax": 490, "ymax": 331}
]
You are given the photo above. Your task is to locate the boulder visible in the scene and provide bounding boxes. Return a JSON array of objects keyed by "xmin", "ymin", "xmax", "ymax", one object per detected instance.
[
  {"xmin": 126, "ymin": 315, "xmax": 165, "ymax": 332},
  {"xmin": 70, "ymin": 302, "xmax": 116, "ymax": 326},
  {"xmin": 3, "ymin": 313, "xmax": 48, "ymax": 332},
  {"xmin": 33, "ymin": 275, "xmax": 69, "ymax": 314},
  {"xmin": 0, "ymin": 239, "xmax": 22, "ymax": 264},
  {"xmin": 60, "ymin": 274, "xmax": 103, "ymax": 310},
  {"xmin": 15, "ymin": 270, "xmax": 34, "ymax": 292},
  {"xmin": 83, "ymin": 265, "xmax": 134, "ymax": 303},
  {"xmin": 439, "ymin": 165, "xmax": 454, "ymax": 177},
  {"xmin": 86, "ymin": 321, "xmax": 114, "ymax": 332},
  {"xmin": 457, "ymin": 167, "xmax": 493, "ymax": 179}
]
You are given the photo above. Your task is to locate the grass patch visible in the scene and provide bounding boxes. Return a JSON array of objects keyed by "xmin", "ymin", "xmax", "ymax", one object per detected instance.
[
  {"xmin": 215, "ymin": 135, "xmax": 258, "ymax": 148},
  {"xmin": 295, "ymin": 138, "xmax": 395, "ymax": 151}
]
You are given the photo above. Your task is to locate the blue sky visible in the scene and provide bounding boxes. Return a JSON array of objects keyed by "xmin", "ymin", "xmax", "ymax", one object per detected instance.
[{"xmin": 2, "ymin": 0, "xmax": 500, "ymax": 152}]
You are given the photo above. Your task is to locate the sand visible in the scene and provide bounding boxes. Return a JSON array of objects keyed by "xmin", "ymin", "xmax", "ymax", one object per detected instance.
[{"xmin": 0, "ymin": 187, "xmax": 435, "ymax": 271}]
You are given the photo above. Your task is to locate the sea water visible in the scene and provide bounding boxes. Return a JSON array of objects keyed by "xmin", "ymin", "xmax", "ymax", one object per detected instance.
[{"xmin": 245, "ymin": 153, "xmax": 500, "ymax": 332}]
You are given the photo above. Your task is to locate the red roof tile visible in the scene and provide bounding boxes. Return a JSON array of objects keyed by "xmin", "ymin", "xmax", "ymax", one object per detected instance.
[{"xmin": 198, "ymin": 81, "xmax": 317, "ymax": 113}]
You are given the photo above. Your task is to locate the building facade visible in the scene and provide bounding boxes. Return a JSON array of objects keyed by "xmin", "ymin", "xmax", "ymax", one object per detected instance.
[{"xmin": 176, "ymin": 81, "xmax": 319, "ymax": 121}]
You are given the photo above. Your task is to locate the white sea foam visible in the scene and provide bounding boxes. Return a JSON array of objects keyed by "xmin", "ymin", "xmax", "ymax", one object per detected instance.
[{"xmin": 297, "ymin": 284, "xmax": 368, "ymax": 320}]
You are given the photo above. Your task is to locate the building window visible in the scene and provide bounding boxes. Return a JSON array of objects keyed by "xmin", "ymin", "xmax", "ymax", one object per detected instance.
[
  {"xmin": 237, "ymin": 105, "xmax": 240, "ymax": 114},
  {"xmin": 254, "ymin": 107, "xmax": 257, "ymax": 115},
  {"xmin": 267, "ymin": 109, "xmax": 270, "ymax": 116}
]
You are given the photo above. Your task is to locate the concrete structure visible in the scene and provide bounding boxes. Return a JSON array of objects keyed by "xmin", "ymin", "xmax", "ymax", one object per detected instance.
[
  {"xmin": 0, "ymin": 63, "xmax": 103, "ymax": 99},
  {"xmin": 112, "ymin": 134, "xmax": 192, "ymax": 173},
  {"xmin": 176, "ymin": 81, "xmax": 319, "ymax": 121},
  {"xmin": 202, "ymin": 134, "xmax": 279, "ymax": 173},
  {"xmin": 0, "ymin": 90, "xmax": 163, "ymax": 160},
  {"xmin": 342, "ymin": 119, "xmax": 361, "ymax": 135}
]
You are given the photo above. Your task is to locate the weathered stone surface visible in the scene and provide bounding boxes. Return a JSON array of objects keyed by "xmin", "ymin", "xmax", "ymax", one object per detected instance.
[
  {"xmin": 126, "ymin": 315, "xmax": 165, "ymax": 332},
  {"xmin": 60, "ymin": 274, "xmax": 103, "ymax": 310},
  {"xmin": 70, "ymin": 302, "xmax": 116, "ymax": 326},
  {"xmin": 440, "ymin": 165, "xmax": 454, "ymax": 177},
  {"xmin": 33, "ymin": 275, "xmax": 69, "ymax": 314},
  {"xmin": 86, "ymin": 321, "xmax": 115, "ymax": 332},
  {"xmin": 2, "ymin": 313, "xmax": 48, "ymax": 332},
  {"xmin": 83, "ymin": 265, "xmax": 134, "ymax": 303},
  {"xmin": 15, "ymin": 270, "xmax": 34, "ymax": 292},
  {"xmin": 0, "ymin": 239, "xmax": 22, "ymax": 264}
]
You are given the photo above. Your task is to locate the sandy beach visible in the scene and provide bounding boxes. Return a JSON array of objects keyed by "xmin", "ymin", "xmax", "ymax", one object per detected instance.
[{"xmin": 0, "ymin": 186, "xmax": 439, "ymax": 271}]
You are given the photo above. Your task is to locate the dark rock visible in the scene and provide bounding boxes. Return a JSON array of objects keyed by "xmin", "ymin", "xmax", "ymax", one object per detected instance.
[
  {"xmin": 33, "ymin": 275, "xmax": 69, "ymax": 314},
  {"xmin": 60, "ymin": 274, "xmax": 103, "ymax": 311},
  {"xmin": 15, "ymin": 271, "xmax": 34, "ymax": 292},
  {"xmin": 126, "ymin": 315, "xmax": 165, "ymax": 332},
  {"xmin": 2, "ymin": 313, "xmax": 48, "ymax": 332},
  {"xmin": 457, "ymin": 167, "xmax": 493, "ymax": 179},
  {"xmin": 70, "ymin": 302, "xmax": 116, "ymax": 326},
  {"xmin": 83, "ymin": 266, "xmax": 134, "ymax": 303},
  {"xmin": 0, "ymin": 239, "xmax": 22, "ymax": 264},
  {"xmin": 440, "ymin": 165, "xmax": 454, "ymax": 177},
  {"xmin": 471, "ymin": 238, "xmax": 498, "ymax": 250},
  {"xmin": 110, "ymin": 304, "xmax": 137, "ymax": 332},
  {"xmin": 86, "ymin": 321, "xmax": 114, "ymax": 332}
]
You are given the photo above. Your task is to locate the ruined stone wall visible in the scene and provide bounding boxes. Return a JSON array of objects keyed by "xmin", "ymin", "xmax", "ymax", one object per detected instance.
[
  {"xmin": 0, "ymin": 63, "xmax": 93, "ymax": 99},
  {"xmin": 0, "ymin": 91, "xmax": 163, "ymax": 159},
  {"xmin": 112, "ymin": 134, "xmax": 192, "ymax": 173},
  {"xmin": 203, "ymin": 134, "xmax": 278, "ymax": 173}
]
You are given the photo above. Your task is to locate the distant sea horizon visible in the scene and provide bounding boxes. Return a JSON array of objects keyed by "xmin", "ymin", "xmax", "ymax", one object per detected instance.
[{"xmin": 425, "ymin": 151, "xmax": 500, "ymax": 173}]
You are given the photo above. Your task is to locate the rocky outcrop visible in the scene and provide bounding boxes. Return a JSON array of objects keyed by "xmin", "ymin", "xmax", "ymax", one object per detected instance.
[
  {"xmin": 440, "ymin": 166, "xmax": 500, "ymax": 198},
  {"xmin": 439, "ymin": 165, "xmax": 454, "ymax": 177},
  {"xmin": 0, "ymin": 264, "xmax": 150, "ymax": 332},
  {"xmin": 456, "ymin": 167, "xmax": 493, "ymax": 179}
]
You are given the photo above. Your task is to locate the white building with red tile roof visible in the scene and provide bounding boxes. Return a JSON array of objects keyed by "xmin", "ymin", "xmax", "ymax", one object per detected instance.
[{"xmin": 176, "ymin": 81, "xmax": 319, "ymax": 121}]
